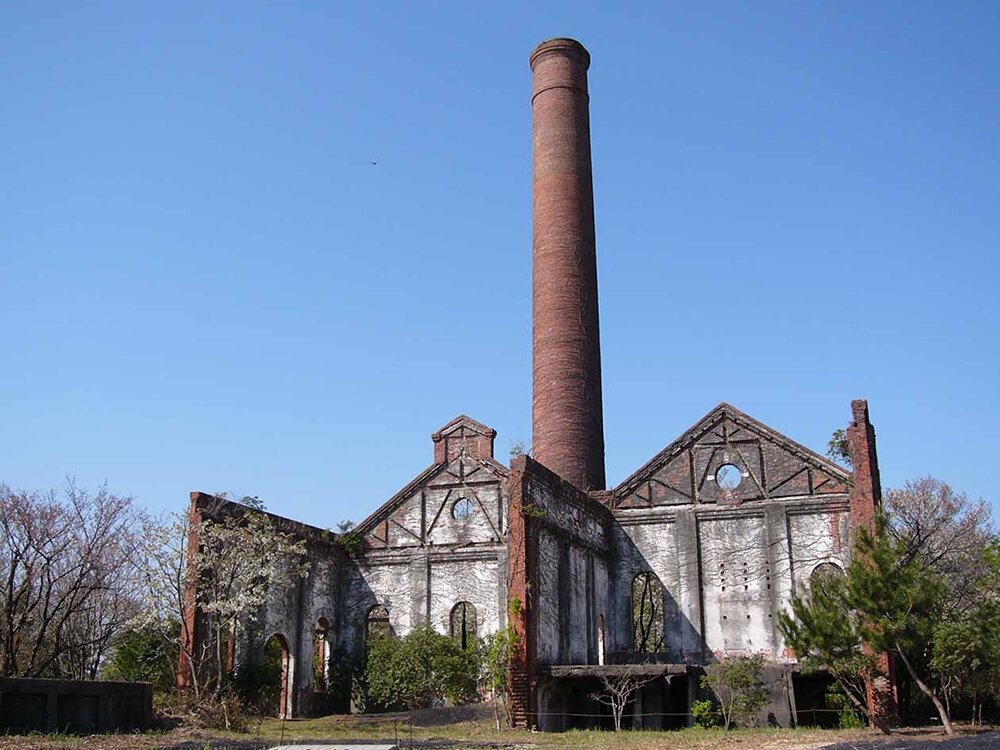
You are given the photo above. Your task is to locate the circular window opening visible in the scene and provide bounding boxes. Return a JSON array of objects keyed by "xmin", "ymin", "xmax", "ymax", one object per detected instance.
[
  {"xmin": 716, "ymin": 464, "xmax": 742, "ymax": 491},
  {"xmin": 452, "ymin": 498, "xmax": 475, "ymax": 520}
]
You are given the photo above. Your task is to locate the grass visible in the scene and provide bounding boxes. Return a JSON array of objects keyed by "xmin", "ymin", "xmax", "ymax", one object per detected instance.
[
  {"xmin": 241, "ymin": 715, "xmax": 877, "ymax": 748},
  {"xmin": 0, "ymin": 715, "xmax": 990, "ymax": 749}
]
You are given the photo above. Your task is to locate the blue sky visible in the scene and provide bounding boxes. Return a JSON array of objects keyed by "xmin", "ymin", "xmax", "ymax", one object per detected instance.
[{"xmin": 2, "ymin": 2, "xmax": 997, "ymax": 529}]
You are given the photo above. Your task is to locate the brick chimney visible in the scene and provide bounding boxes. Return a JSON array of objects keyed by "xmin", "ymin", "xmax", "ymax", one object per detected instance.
[{"xmin": 530, "ymin": 38, "xmax": 606, "ymax": 491}]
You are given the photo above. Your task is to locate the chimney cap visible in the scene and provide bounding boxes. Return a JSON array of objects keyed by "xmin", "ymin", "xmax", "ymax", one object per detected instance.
[{"xmin": 530, "ymin": 37, "xmax": 590, "ymax": 70}]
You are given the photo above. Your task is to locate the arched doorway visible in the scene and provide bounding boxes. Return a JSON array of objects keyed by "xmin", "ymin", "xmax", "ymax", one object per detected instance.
[
  {"xmin": 262, "ymin": 633, "xmax": 293, "ymax": 719},
  {"xmin": 314, "ymin": 617, "xmax": 330, "ymax": 693}
]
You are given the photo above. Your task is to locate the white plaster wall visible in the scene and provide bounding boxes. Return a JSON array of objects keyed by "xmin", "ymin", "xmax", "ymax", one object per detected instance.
[
  {"xmin": 535, "ymin": 528, "xmax": 561, "ymax": 666},
  {"xmin": 428, "ymin": 557, "xmax": 502, "ymax": 637},
  {"xmin": 425, "ymin": 484, "xmax": 503, "ymax": 546},
  {"xmin": 789, "ymin": 510, "xmax": 850, "ymax": 595},
  {"xmin": 698, "ymin": 515, "xmax": 776, "ymax": 656}
]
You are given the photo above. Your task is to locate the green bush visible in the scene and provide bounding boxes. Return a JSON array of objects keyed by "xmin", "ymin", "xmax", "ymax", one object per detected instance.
[
  {"xmin": 102, "ymin": 621, "xmax": 178, "ymax": 691},
  {"xmin": 692, "ymin": 698, "xmax": 721, "ymax": 728},
  {"xmin": 826, "ymin": 687, "xmax": 866, "ymax": 728},
  {"xmin": 365, "ymin": 621, "xmax": 479, "ymax": 710},
  {"xmin": 700, "ymin": 654, "xmax": 770, "ymax": 729},
  {"xmin": 232, "ymin": 635, "xmax": 284, "ymax": 715}
]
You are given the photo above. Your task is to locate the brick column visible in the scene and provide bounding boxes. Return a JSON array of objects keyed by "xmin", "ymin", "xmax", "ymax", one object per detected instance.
[
  {"xmin": 847, "ymin": 399, "xmax": 900, "ymax": 727},
  {"xmin": 506, "ymin": 455, "xmax": 537, "ymax": 727},
  {"xmin": 178, "ymin": 494, "xmax": 206, "ymax": 691},
  {"xmin": 530, "ymin": 37, "xmax": 606, "ymax": 492}
]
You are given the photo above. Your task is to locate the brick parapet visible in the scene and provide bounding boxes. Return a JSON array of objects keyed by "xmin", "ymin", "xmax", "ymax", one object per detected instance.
[
  {"xmin": 506, "ymin": 455, "xmax": 538, "ymax": 728},
  {"xmin": 846, "ymin": 399, "xmax": 900, "ymax": 727},
  {"xmin": 178, "ymin": 495, "xmax": 205, "ymax": 690}
]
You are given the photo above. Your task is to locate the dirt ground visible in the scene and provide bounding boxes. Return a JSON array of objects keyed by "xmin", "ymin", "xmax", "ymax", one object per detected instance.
[{"xmin": 0, "ymin": 721, "xmax": 995, "ymax": 750}]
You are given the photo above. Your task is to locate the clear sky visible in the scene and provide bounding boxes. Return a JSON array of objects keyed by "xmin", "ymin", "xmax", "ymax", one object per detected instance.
[{"xmin": 2, "ymin": 2, "xmax": 997, "ymax": 529}]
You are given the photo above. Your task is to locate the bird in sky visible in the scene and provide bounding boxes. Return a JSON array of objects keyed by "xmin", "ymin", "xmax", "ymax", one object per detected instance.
[{"xmin": 370, "ymin": 161, "xmax": 379, "ymax": 166}]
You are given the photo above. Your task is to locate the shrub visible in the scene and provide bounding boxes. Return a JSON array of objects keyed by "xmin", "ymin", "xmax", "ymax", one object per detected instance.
[
  {"xmin": 103, "ymin": 621, "xmax": 178, "ymax": 691},
  {"xmin": 692, "ymin": 698, "xmax": 721, "ymax": 728},
  {"xmin": 826, "ymin": 687, "xmax": 866, "ymax": 728},
  {"xmin": 365, "ymin": 622, "xmax": 479, "ymax": 710},
  {"xmin": 700, "ymin": 654, "xmax": 770, "ymax": 729}
]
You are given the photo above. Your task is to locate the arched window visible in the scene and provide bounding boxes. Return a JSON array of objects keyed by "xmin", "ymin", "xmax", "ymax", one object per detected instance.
[
  {"xmin": 366, "ymin": 605, "xmax": 390, "ymax": 644},
  {"xmin": 631, "ymin": 572, "xmax": 665, "ymax": 653},
  {"xmin": 450, "ymin": 601, "xmax": 477, "ymax": 649},
  {"xmin": 314, "ymin": 617, "xmax": 330, "ymax": 692},
  {"xmin": 810, "ymin": 562, "xmax": 844, "ymax": 593}
]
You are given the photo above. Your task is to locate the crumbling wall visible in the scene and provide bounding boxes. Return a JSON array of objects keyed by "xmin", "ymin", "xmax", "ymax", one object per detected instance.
[
  {"xmin": 609, "ymin": 404, "xmax": 856, "ymax": 665},
  {"xmin": 518, "ymin": 456, "xmax": 612, "ymax": 667}
]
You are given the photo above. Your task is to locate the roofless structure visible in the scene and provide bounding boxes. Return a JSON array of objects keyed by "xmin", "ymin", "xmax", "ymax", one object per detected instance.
[{"xmin": 181, "ymin": 38, "xmax": 895, "ymax": 730}]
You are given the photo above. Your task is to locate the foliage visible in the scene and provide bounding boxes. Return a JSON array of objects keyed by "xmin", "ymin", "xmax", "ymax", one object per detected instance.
[
  {"xmin": 826, "ymin": 429, "xmax": 852, "ymax": 468},
  {"xmin": 782, "ymin": 512, "xmax": 956, "ymax": 734},
  {"xmin": 232, "ymin": 635, "xmax": 284, "ymax": 716},
  {"xmin": 479, "ymin": 624, "xmax": 521, "ymax": 730},
  {"xmin": 336, "ymin": 519, "xmax": 365, "ymax": 556},
  {"xmin": 509, "ymin": 439, "xmax": 530, "ymax": 458},
  {"xmin": 930, "ymin": 541, "xmax": 1000, "ymax": 724},
  {"xmin": 777, "ymin": 568, "xmax": 881, "ymax": 731},
  {"xmin": 103, "ymin": 621, "xmax": 178, "ymax": 690},
  {"xmin": 365, "ymin": 621, "xmax": 480, "ymax": 711},
  {"xmin": 825, "ymin": 687, "xmax": 866, "ymax": 728},
  {"xmin": 0, "ymin": 481, "xmax": 144, "ymax": 679},
  {"xmin": 883, "ymin": 477, "xmax": 994, "ymax": 613},
  {"xmin": 700, "ymin": 654, "xmax": 769, "ymax": 729},
  {"xmin": 845, "ymin": 515, "xmax": 954, "ymax": 732},
  {"xmin": 691, "ymin": 698, "xmax": 720, "ymax": 728},
  {"xmin": 238, "ymin": 495, "xmax": 266, "ymax": 511},
  {"xmin": 135, "ymin": 502, "xmax": 310, "ymax": 703}
]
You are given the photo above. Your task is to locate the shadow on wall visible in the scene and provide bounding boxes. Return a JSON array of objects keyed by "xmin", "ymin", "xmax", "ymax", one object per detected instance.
[{"xmin": 608, "ymin": 527, "xmax": 713, "ymax": 668}]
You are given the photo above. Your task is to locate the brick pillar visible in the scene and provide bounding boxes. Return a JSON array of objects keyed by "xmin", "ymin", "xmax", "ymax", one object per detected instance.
[
  {"xmin": 178, "ymin": 493, "xmax": 206, "ymax": 691},
  {"xmin": 530, "ymin": 38, "xmax": 606, "ymax": 492},
  {"xmin": 506, "ymin": 455, "xmax": 537, "ymax": 727},
  {"xmin": 847, "ymin": 399, "xmax": 900, "ymax": 727}
]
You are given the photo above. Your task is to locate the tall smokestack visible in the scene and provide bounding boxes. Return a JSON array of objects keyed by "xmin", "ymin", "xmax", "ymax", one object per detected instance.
[{"xmin": 530, "ymin": 38, "xmax": 606, "ymax": 491}]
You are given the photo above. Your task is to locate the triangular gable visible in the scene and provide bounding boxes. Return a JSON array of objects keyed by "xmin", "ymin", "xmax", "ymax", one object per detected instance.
[
  {"xmin": 356, "ymin": 414, "xmax": 507, "ymax": 544},
  {"xmin": 614, "ymin": 403, "xmax": 851, "ymax": 509},
  {"xmin": 357, "ymin": 457, "xmax": 508, "ymax": 548}
]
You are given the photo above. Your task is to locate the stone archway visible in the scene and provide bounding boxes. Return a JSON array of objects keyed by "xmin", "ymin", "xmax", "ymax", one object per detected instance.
[{"xmin": 263, "ymin": 633, "xmax": 293, "ymax": 719}]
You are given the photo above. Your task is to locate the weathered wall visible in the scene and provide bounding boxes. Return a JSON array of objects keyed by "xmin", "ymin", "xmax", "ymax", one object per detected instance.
[
  {"xmin": 0, "ymin": 678, "xmax": 152, "ymax": 734},
  {"xmin": 519, "ymin": 456, "xmax": 612, "ymax": 667},
  {"xmin": 610, "ymin": 404, "xmax": 854, "ymax": 665},
  {"xmin": 231, "ymin": 416, "xmax": 509, "ymax": 717}
]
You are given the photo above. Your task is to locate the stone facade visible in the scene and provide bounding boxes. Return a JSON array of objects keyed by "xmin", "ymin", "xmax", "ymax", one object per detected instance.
[{"xmin": 183, "ymin": 401, "xmax": 878, "ymax": 726}]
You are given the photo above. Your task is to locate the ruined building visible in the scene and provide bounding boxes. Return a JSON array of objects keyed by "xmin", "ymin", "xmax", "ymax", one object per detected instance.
[{"xmin": 183, "ymin": 38, "xmax": 893, "ymax": 729}]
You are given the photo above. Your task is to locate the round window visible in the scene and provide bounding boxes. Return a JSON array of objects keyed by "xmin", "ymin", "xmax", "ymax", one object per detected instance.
[
  {"xmin": 716, "ymin": 464, "xmax": 742, "ymax": 491},
  {"xmin": 452, "ymin": 498, "xmax": 475, "ymax": 520}
]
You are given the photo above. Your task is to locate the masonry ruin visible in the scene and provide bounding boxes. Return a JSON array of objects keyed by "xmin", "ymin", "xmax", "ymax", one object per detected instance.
[{"xmin": 182, "ymin": 38, "xmax": 896, "ymax": 730}]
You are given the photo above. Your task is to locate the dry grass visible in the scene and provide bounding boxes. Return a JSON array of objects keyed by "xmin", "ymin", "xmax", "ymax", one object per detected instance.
[{"xmin": 0, "ymin": 716, "xmax": 991, "ymax": 750}]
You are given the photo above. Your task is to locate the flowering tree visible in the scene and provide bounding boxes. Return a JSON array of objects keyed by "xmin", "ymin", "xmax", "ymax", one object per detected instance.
[{"xmin": 137, "ymin": 499, "xmax": 310, "ymax": 699}]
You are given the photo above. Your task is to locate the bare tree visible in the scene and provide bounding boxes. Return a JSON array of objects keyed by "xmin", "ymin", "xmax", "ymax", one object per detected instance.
[
  {"xmin": 590, "ymin": 668, "xmax": 657, "ymax": 731},
  {"xmin": 884, "ymin": 477, "xmax": 993, "ymax": 612},
  {"xmin": 0, "ymin": 481, "xmax": 143, "ymax": 679}
]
